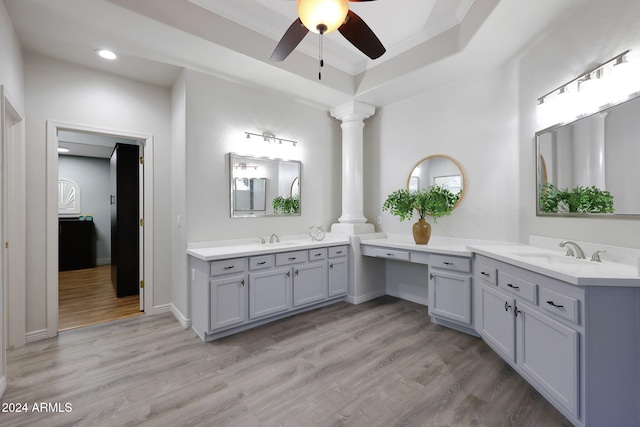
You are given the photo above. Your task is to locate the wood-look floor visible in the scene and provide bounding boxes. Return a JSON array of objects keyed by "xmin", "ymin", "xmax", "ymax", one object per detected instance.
[
  {"xmin": 58, "ymin": 265, "xmax": 141, "ymax": 331},
  {"xmin": 3, "ymin": 297, "xmax": 571, "ymax": 427}
]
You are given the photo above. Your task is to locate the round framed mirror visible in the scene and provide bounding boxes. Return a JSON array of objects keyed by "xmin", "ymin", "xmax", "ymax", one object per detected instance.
[{"xmin": 406, "ymin": 154, "xmax": 466, "ymax": 210}]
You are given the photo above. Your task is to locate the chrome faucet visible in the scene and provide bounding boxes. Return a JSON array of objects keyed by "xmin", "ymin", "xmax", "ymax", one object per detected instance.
[
  {"xmin": 591, "ymin": 250, "xmax": 606, "ymax": 262},
  {"xmin": 269, "ymin": 233, "xmax": 280, "ymax": 243},
  {"xmin": 559, "ymin": 240, "xmax": 586, "ymax": 259},
  {"xmin": 258, "ymin": 237, "xmax": 266, "ymax": 244}
]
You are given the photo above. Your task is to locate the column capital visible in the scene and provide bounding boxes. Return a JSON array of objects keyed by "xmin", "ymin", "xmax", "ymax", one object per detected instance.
[{"xmin": 330, "ymin": 101, "xmax": 375, "ymax": 123}]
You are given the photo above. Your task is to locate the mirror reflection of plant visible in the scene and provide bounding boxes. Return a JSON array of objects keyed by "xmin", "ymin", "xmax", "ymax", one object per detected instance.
[
  {"xmin": 382, "ymin": 186, "xmax": 460, "ymax": 223},
  {"xmin": 539, "ymin": 183, "xmax": 614, "ymax": 213},
  {"xmin": 272, "ymin": 194, "xmax": 300, "ymax": 214}
]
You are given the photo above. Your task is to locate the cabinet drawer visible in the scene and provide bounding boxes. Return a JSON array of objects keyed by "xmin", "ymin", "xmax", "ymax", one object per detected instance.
[
  {"xmin": 373, "ymin": 248, "xmax": 410, "ymax": 261},
  {"xmin": 308, "ymin": 248, "xmax": 327, "ymax": 261},
  {"xmin": 430, "ymin": 254, "xmax": 471, "ymax": 273},
  {"xmin": 210, "ymin": 258, "xmax": 245, "ymax": 276},
  {"xmin": 539, "ymin": 287, "xmax": 579, "ymax": 325},
  {"xmin": 328, "ymin": 245, "xmax": 348, "ymax": 258},
  {"xmin": 477, "ymin": 261, "xmax": 497, "ymax": 286},
  {"xmin": 249, "ymin": 255, "xmax": 273, "ymax": 271},
  {"xmin": 275, "ymin": 250, "xmax": 307, "ymax": 266},
  {"xmin": 498, "ymin": 271, "xmax": 537, "ymax": 304}
]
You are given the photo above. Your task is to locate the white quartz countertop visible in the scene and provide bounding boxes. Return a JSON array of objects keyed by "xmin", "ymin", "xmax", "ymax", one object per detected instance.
[
  {"xmin": 187, "ymin": 235, "xmax": 350, "ymax": 261},
  {"xmin": 469, "ymin": 243, "xmax": 640, "ymax": 287},
  {"xmin": 359, "ymin": 233, "xmax": 497, "ymax": 257}
]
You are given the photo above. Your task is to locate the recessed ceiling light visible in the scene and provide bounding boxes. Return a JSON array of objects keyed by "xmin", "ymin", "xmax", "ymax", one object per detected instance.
[
  {"xmin": 58, "ymin": 147, "xmax": 70, "ymax": 153},
  {"xmin": 96, "ymin": 49, "xmax": 117, "ymax": 60}
]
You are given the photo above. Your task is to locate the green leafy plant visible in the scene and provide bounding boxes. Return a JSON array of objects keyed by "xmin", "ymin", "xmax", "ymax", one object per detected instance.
[
  {"xmin": 539, "ymin": 183, "xmax": 614, "ymax": 213},
  {"xmin": 272, "ymin": 195, "xmax": 300, "ymax": 214},
  {"xmin": 382, "ymin": 186, "xmax": 460, "ymax": 223}
]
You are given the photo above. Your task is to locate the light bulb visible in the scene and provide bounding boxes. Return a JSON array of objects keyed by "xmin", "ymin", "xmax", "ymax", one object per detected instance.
[{"xmin": 297, "ymin": 0, "xmax": 349, "ymax": 34}]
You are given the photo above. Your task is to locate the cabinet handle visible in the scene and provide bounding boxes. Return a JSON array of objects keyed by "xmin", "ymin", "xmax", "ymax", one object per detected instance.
[
  {"xmin": 443, "ymin": 262, "xmax": 454, "ymax": 266},
  {"xmin": 286, "ymin": 271, "xmax": 290, "ymax": 277},
  {"xmin": 257, "ymin": 261, "xmax": 266, "ymax": 265},
  {"xmin": 223, "ymin": 266, "xmax": 235, "ymax": 270},
  {"xmin": 504, "ymin": 301, "xmax": 512, "ymax": 311},
  {"xmin": 480, "ymin": 272, "xmax": 490, "ymax": 277},
  {"xmin": 288, "ymin": 257, "xmax": 297, "ymax": 261},
  {"xmin": 295, "ymin": 269, "xmax": 299, "ymax": 276},
  {"xmin": 429, "ymin": 273, "xmax": 434, "ymax": 280},
  {"xmin": 241, "ymin": 279, "xmax": 245, "ymax": 287},
  {"xmin": 507, "ymin": 283, "xmax": 520, "ymax": 289},
  {"xmin": 315, "ymin": 253, "xmax": 322, "ymax": 257},
  {"xmin": 386, "ymin": 253, "xmax": 395, "ymax": 257},
  {"xmin": 336, "ymin": 251, "xmax": 343, "ymax": 254},
  {"xmin": 514, "ymin": 306, "xmax": 521, "ymax": 317},
  {"xmin": 330, "ymin": 263, "xmax": 334, "ymax": 269},
  {"xmin": 547, "ymin": 300, "xmax": 565, "ymax": 308}
]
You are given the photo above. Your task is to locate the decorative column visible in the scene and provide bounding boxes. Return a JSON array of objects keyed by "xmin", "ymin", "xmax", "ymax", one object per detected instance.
[{"xmin": 330, "ymin": 101, "xmax": 376, "ymax": 235}]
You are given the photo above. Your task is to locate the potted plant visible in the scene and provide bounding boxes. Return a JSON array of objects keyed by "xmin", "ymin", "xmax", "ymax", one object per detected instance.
[
  {"xmin": 272, "ymin": 194, "xmax": 300, "ymax": 214},
  {"xmin": 539, "ymin": 183, "xmax": 614, "ymax": 213},
  {"xmin": 382, "ymin": 186, "xmax": 459, "ymax": 244}
]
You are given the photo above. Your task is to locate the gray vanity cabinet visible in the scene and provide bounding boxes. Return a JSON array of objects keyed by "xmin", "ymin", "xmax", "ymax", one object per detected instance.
[
  {"xmin": 209, "ymin": 274, "xmax": 247, "ymax": 331},
  {"xmin": 293, "ymin": 261, "xmax": 327, "ymax": 308},
  {"xmin": 190, "ymin": 257, "xmax": 248, "ymax": 341},
  {"xmin": 428, "ymin": 254, "xmax": 472, "ymax": 327},
  {"xmin": 249, "ymin": 267, "xmax": 292, "ymax": 320},
  {"xmin": 328, "ymin": 245, "xmax": 348, "ymax": 297},
  {"xmin": 190, "ymin": 243, "xmax": 349, "ymax": 343},
  {"xmin": 475, "ymin": 255, "xmax": 587, "ymax": 425}
]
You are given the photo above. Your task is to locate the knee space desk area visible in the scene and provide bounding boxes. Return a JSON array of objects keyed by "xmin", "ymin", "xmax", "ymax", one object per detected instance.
[{"xmin": 360, "ymin": 233, "xmax": 640, "ymax": 427}]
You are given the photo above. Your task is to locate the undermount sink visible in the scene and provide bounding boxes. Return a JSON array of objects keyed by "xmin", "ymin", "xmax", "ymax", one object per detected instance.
[
  {"xmin": 263, "ymin": 241, "xmax": 298, "ymax": 247},
  {"xmin": 509, "ymin": 252, "xmax": 587, "ymax": 265}
]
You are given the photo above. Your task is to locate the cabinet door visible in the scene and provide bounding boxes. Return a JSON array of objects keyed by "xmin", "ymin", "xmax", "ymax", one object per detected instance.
[
  {"xmin": 209, "ymin": 275, "xmax": 247, "ymax": 331},
  {"xmin": 328, "ymin": 258, "xmax": 348, "ymax": 297},
  {"xmin": 517, "ymin": 303, "xmax": 579, "ymax": 417},
  {"xmin": 293, "ymin": 262, "xmax": 327, "ymax": 307},
  {"xmin": 428, "ymin": 268, "xmax": 471, "ymax": 325},
  {"xmin": 249, "ymin": 268, "xmax": 291, "ymax": 320},
  {"xmin": 479, "ymin": 285, "xmax": 516, "ymax": 363}
]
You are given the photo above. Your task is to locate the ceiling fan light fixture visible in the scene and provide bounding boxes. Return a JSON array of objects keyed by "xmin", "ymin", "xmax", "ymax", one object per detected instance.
[{"xmin": 297, "ymin": 0, "xmax": 348, "ymax": 35}]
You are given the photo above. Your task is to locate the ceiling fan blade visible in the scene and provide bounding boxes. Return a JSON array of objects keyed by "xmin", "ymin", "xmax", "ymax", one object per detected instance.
[
  {"xmin": 338, "ymin": 10, "xmax": 385, "ymax": 60},
  {"xmin": 270, "ymin": 18, "xmax": 309, "ymax": 61}
]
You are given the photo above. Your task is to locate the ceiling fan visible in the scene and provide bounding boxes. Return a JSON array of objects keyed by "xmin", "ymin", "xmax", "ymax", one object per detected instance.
[{"xmin": 270, "ymin": 0, "xmax": 386, "ymax": 64}]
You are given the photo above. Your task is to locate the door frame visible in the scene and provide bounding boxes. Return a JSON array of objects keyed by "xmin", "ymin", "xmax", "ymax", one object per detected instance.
[
  {"xmin": 2, "ymin": 87, "xmax": 26, "ymax": 351},
  {"xmin": 46, "ymin": 121, "xmax": 154, "ymax": 337}
]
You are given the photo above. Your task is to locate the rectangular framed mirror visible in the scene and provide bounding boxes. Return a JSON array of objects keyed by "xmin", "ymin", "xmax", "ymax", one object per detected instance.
[
  {"xmin": 536, "ymin": 93, "xmax": 640, "ymax": 218},
  {"xmin": 229, "ymin": 153, "xmax": 301, "ymax": 218}
]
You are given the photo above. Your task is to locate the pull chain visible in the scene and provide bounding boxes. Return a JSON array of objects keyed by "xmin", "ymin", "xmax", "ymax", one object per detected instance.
[
  {"xmin": 316, "ymin": 23, "xmax": 327, "ymax": 81},
  {"xmin": 318, "ymin": 32, "xmax": 324, "ymax": 80}
]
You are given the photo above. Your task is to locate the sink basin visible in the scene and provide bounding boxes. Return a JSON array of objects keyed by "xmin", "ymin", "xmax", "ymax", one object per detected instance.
[
  {"xmin": 510, "ymin": 252, "xmax": 587, "ymax": 265},
  {"xmin": 263, "ymin": 241, "xmax": 298, "ymax": 247}
]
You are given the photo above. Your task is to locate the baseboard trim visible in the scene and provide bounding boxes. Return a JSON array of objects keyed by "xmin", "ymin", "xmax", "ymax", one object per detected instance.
[
  {"xmin": 152, "ymin": 303, "xmax": 191, "ymax": 329},
  {"xmin": 26, "ymin": 329, "xmax": 49, "ymax": 343},
  {"xmin": 346, "ymin": 289, "xmax": 387, "ymax": 305}
]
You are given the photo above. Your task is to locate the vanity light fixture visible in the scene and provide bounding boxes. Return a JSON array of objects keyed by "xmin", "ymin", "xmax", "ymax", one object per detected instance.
[
  {"xmin": 244, "ymin": 132, "xmax": 298, "ymax": 147},
  {"xmin": 95, "ymin": 49, "xmax": 117, "ymax": 60},
  {"xmin": 536, "ymin": 50, "xmax": 638, "ymax": 129}
]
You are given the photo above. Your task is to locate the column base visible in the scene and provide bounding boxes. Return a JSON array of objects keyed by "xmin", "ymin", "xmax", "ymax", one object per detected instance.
[{"xmin": 330, "ymin": 223, "xmax": 376, "ymax": 235}]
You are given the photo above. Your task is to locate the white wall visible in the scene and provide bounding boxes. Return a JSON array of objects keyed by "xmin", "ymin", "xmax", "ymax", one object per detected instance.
[
  {"xmin": 184, "ymin": 69, "xmax": 342, "ymax": 243},
  {"xmin": 365, "ymin": 62, "xmax": 520, "ymax": 242},
  {"xmin": 0, "ymin": 1, "xmax": 23, "ymax": 109},
  {"xmin": 24, "ymin": 53, "xmax": 172, "ymax": 333},
  {"xmin": 518, "ymin": 0, "xmax": 640, "ymax": 248},
  {"xmin": 171, "ymin": 70, "xmax": 188, "ymax": 320},
  {"xmin": 58, "ymin": 156, "xmax": 111, "ymax": 264}
]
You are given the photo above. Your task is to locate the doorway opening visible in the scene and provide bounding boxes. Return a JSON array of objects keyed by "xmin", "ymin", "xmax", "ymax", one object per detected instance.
[
  {"xmin": 46, "ymin": 121, "xmax": 154, "ymax": 337},
  {"xmin": 57, "ymin": 131, "xmax": 142, "ymax": 330}
]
